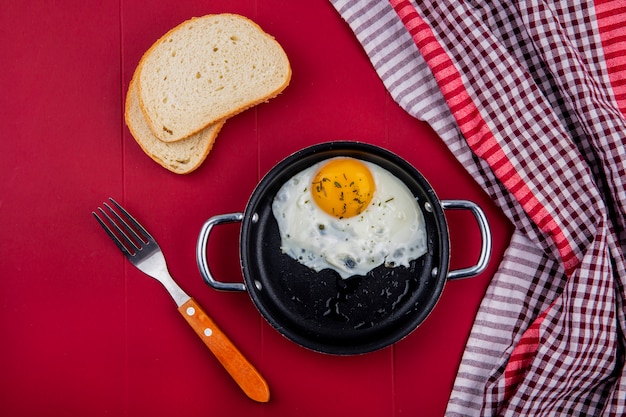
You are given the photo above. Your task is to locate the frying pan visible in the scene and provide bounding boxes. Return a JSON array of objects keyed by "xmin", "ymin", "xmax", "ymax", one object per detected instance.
[{"xmin": 196, "ymin": 142, "xmax": 491, "ymax": 355}]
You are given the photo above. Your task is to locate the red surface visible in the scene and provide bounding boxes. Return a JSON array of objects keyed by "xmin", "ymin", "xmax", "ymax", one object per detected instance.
[{"xmin": 0, "ymin": 1, "xmax": 513, "ymax": 416}]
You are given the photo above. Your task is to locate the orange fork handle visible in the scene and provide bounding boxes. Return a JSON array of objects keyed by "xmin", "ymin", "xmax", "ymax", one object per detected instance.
[{"xmin": 178, "ymin": 298, "xmax": 270, "ymax": 403}]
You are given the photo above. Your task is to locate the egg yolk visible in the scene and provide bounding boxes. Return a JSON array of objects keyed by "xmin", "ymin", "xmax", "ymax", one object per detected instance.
[{"xmin": 310, "ymin": 158, "xmax": 375, "ymax": 219}]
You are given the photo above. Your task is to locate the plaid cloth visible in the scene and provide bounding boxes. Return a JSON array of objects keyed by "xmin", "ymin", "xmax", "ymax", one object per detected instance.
[{"xmin": 329, "ymin": 0, "xmax": 626, "ymax": 415}]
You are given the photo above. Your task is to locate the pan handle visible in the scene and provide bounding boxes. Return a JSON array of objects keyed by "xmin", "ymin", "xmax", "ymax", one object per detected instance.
[
  {"xmin": 441, "ymin": 200, "xmax": 492, "ymax": 280},
  {"xmin": 197, "ymin": 213, "xmax": 247, "ymax": 292}
]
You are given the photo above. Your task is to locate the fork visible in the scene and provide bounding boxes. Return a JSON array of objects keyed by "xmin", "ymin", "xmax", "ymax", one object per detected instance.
[{"xmin": 93, "ymin": 198, "xmax": 270, "ymax": 402}]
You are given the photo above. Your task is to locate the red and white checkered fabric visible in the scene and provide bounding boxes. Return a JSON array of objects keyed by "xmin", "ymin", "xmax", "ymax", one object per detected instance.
[{"xmin": 330, "ymin": 0, "xmax": 626, "ymax": 415}]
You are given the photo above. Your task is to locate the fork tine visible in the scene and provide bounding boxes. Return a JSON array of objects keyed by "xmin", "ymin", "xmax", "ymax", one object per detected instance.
[
  {"xmin": 92, "ymin": 208, "xmax": 134, "ymax": 256},
  {"xmin": 93, "ymin": 198, "xmax": 152, "ymax": 257},
  {"xmin": 102, "ymin": 203, "xmax": 144, "ymax": 249},
  {"xmin": 107, "ymin": 198, "xmax": 154, "ymax": 243}
]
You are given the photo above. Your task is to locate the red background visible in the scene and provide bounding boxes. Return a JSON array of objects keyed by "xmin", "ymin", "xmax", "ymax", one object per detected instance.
[{"xmin": 0, "ymin": 1, "xmax": 512, "ymax": 416}]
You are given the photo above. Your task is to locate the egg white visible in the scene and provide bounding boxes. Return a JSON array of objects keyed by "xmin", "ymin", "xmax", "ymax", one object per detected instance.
[{"xmin": 271, "ymin": 158, "xmax": 427, "ymax": 279}]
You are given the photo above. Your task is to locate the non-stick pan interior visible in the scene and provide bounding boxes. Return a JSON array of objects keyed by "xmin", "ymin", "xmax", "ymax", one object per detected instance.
[{"xmin": 240, "ymin": 142, "xmax": 449, "ymax": 354}]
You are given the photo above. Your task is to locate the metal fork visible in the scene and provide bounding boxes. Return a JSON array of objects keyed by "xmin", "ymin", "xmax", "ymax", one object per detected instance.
[{"xmin": 93, "ymin": 198, "xmax": 269, "ymax": 402}]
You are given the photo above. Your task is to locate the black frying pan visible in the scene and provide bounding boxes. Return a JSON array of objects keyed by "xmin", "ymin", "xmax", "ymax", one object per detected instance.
[{"xmin": 197, "ymin": 142, "xmax": 491, "ymax": 355}]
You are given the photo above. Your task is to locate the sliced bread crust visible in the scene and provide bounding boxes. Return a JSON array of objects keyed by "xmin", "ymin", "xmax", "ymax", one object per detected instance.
[
  {"xmin": 125, "ymin": 73, "xmax": 224, "ymax": 174},
  {"xmin": 137, "ymin": 13, "xmax": 291, "ymax": 142}
]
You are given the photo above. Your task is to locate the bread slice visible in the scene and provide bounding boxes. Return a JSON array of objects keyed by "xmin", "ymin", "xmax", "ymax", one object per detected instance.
[
  {"xmin": 137, "ymin": 13, "xmax": 291, "ymax": 142},
  {"xmin": 125, "ymin": 73, "xmax": 224, "ymax": 174}
]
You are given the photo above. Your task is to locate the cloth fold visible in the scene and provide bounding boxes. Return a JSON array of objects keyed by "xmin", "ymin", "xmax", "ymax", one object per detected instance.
[{"xmin": 330, "ymin": 0, "xmax": 626, "ymax": 415}]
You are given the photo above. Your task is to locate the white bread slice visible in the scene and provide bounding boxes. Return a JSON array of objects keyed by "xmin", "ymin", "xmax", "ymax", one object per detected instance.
[
  {"xmin": 137, "ymin": 13, "xmax": 291, "ymax": 142},
  {"xmin": 125, "ymin": 73, "xmax": 224, "ymax": 174}
]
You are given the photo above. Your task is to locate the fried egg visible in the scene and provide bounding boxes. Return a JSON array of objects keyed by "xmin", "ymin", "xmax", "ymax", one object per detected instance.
[{"xmin": 271, "ymin": 157, "xmax": 427, "ymax": 279}]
